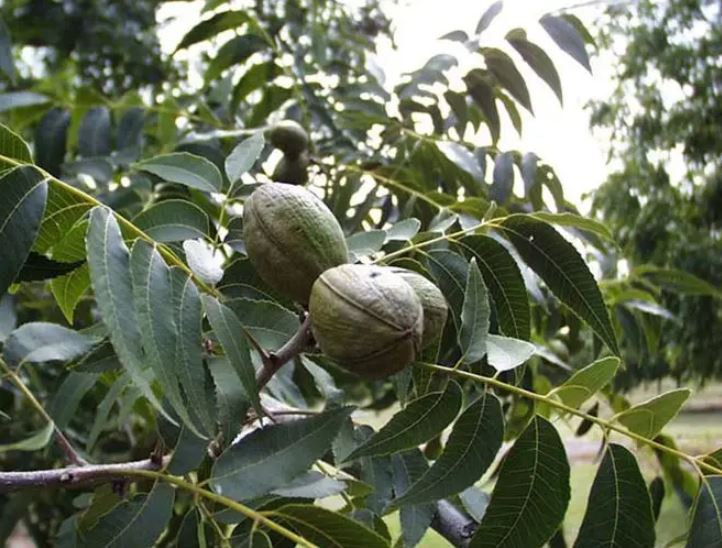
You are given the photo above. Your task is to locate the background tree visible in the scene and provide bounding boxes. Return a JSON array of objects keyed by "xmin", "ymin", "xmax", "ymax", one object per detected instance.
[
  {"xmin": 0, "ymin": 1, "xmax": 720, "ymax": 546},
  {"xmin": 589, "ymin": 0, "xmax": 722, "ymax": 388}
]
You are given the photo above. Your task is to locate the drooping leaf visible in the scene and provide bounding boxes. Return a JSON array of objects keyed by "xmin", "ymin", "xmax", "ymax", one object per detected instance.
[
  {"xmin": 0, "ymin": 422, "xmax": 53, "ymax": 453},
  {"xmin": 550, "ymin": 357, "xmax": 620, "ymax": 409},
  {"xmin": 0, "ymin": 293, "xmax": 16, "ymax": 343},
  {"xmin": 130, "ymin": 240, "xmax": 204, "ymax": 435},
  {"xmin": 270, "ymin": 504, "xmax": 388, "ymax": 548},
  {"xmin": 170, "ymin": 267, "xmax": 217, "ymax": 437},
  {"xmin": 202, "ymin": 295, "xmax": 262, "ymax": 415},
  {"xmin": 482, "ymin": 48, "xmax": 532, "ymax": 113},
  {"xmin": 0, "ymin": 166, "xmax": 47, "ymax": 296},
  {"xmin": 574, "ymin": 444, "xmax": 655, "ymax": 548},
  {"xmin": 231, "ymin": 61, "xmax": 282, "ymax": 110},
  {"xmin": 614, "ymin": 388, "xmax": 691, "ymax": 439},
  {"xmin": 687, "ymin": 476, "xmax": 722, "ymax": 548},
  {"xmin": 507, "ymin": 29, "xmax": 563, "ymax": 105},
  {"xmin": 87, "ymin": 374, "xmax": 128, "ymax": 450},
  {"xmin": 491, "ymin": 151, "xmax": 514, "ymax": 204},
  {"xmin": 34, "ymin": 108, "xmax": 70, "ymax": 176},
  {"xmin": 50, "ymin": 264, "xmax": 91, "ymax": 324},
  {"xmin": 183, "ymin": 240, "xmax": 223, "ymax": 284},
  {"xmin": 500, "ymin": 215, "xmax": 619, "ymax": 355},
  {"xmin": 208, "ymin": 356, "xmax": 249, "ymax": 447},
  {"xmin": 133, "ymin": 200, "xmax": 210, "ymax": 242},
  {"xmin": 0, "ymin": 123, "xmax": 32, "ymax": 175},
  {"xmin": 345, "ymin": 381, "xmax": 463, "ymax": 461},
  {"xmin": 210, "ymin": 407, "xmax": 352, "ymax": 500},
  {"xmin": 136, "ymin": 152, "xmax": 223, "ymax": 193},
  {"xmin": 464, "ymin": 70, "xmax": 500, "ymax": 143},
  {"xmin": 475, "ymin": 1, "xmax": 503, "ymax": 34},
  {"xmin": 457, "ymin": 235, "xmax": 530, "ymax": 340},
  {"xmin": 426, "ymin": 250, "xmax": 469, "ymax": 329},
  {"xmin": 485, "ymin": 334, "xmax": 535, "ymax": 372},
  {"xmin": 471, "ymin": 416, "xmax": 570, "ymax": 548},
  {"xmin": 3, "ymin": 322, "xmax": 100, "ymax": 365},
  {"xmin": 82, "ymin": 482, "xmax": 174, "ymax": 548},
  {"xmin": 539, "ymin": 14, "xmax": 592, "ymax": 72},
  {"xmin": 459, "ymin": 258, "xmax": 490, "ymax": 363},
  {"xmin": 392, "ymin": 449, "xmax": 435, "ymax": 548},
  {"xmin": 205, "ymin": 34, "xmax": 268, "ymax": 83},
  {"xmin": 225, "ymin": 132, "xmax": 264, "ymax": 182},
  {"xmin": 116, "ymin": 107, "xmax": 145, "ymax": 153},
  {"xmin": 86, "ymin": 207, "xmax": 166, "ymax": 416},
  {"xmin": 176, "ymin": 10, "xmax": 250, "ymax": 50},
  {"xmin": 78, "ymin": 107, "xmax": 111, "ymax": 157},
  {"xmin": 393, "ymin": 392, "xmax": 504, "ymax": 506}
]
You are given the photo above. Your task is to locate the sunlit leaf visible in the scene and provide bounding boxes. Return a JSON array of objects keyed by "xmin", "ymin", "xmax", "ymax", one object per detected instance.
[
  {"xmin": 486, "ymin": 334, "xmax": 535, "ymax": 372},
  {"xmin": 225, "ymin": 132, "xmax": 264, "ymax": 182},
  {"xmin": 0, "ymin": 122, "xmax": 32, "ymax": 174},
  {"xmin": 614, "ymin": 388, "xmax": 691, "ymax": 439},
  {"xmin": 550, "ymin": 357, "xmax": 620, "ymax": 409},
  {"xmin": 540, "ymin": 14, "xmax": 591, "ymax": 72}
]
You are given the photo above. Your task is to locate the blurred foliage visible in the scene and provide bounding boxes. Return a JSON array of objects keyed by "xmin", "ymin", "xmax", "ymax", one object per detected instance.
[{"xmin": 589, "ymin": 0, "xmax": 722, "ymax": 387}]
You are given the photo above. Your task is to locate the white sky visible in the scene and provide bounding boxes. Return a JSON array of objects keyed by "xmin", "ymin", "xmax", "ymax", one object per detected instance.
[{"xmin": 161, "ymin": 0, "xmax": 615, "ymax": 208}]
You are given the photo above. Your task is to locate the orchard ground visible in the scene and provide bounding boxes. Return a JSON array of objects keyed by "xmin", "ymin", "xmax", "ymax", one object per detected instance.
[{"xmin": 362, "ymin": 381, "xmax": 722, "ymax": 546}]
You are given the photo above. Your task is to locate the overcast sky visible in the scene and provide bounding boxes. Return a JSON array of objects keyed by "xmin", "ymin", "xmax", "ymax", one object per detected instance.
[{"xmin": 161, "ymin": 0, "xmax": 615, "ymax": 208}]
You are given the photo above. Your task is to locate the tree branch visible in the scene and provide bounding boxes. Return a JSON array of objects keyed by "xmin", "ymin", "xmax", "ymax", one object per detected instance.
[
  {"xmin": 432, "ymin": 500, "xmax": 478, "ymax": 547},
  {"xmin": 255, "ymin": 315, "xmax": 313, "ymax": 391},
  {"xmin": 0, "ymin": 456, "xmax": 169, "ymax": 493}
]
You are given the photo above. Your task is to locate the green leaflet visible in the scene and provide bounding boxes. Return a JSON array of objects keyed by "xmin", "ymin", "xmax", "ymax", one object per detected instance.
[
  {"xmin": 130, "ymin": 240, "xmax": 208, "ymax": 437},
  {"xmin": 459, "ymin": 258, "xmax": 491, "ymax": 363},
  {"xmin": 457, "ymin": 235, "xmax": 530, "ymax": 340},
  {"xmin": 345, "ymin": 381, "xmax": 462, "ymax": 461},
  {"xmin": 86, "ymin": 207, "xmax": 167, "ymax": 418},
  {"xmin": 202, "ymin": 295, "xmax": 262, "ymax": 416},
  {"xmin": 0, "ymin": 122, "xmax": 32, "ymax": 174},
  {"xmin": 392, "ymin": 392, "xmax": 504, "ymax": 506},
  {"xmin": 500, "ymin": 215, "xmax": 619, "ymax": 355},
  {"xmin": 574, "ymin": 444, "xmax": 655, "ymax": 548},
  {"xmin": 136, "ymin": 152, "xmax": 223, "ymax": 193},
  {"xmin": 471, "ymin": 416, "xmax": 570, "ymax": 548},
  {"xmin": 82, "ymin": 482, "xmax": 174, "ymax": 548},
  {"xmin": 132, "ymin": 199, "xmax": 210, "ymax": 242},
  {"xmin": 0, "ymin": 166, "xmax": 47, "ymax": 296},
  {"xmin": 391, "ymin": 449, "xmax": 435, "ymax": 548},
  {"xmin": 550, "ymin": 357, "xmax": 620, "ymax": 409},
  {"xmin": 614, "ymin": 388, "xmax": 691, "ymax": 439},
  {"xmin": 210, "ymin": 407, "xmax": 353, "ymax": 501},
  {"xmin": 270, "ymin": 504, "xmax": 389, "ymax": 548},
  {"xmin": 687, "ymin": 476, "xmax": 722, "ymax": 548}
]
